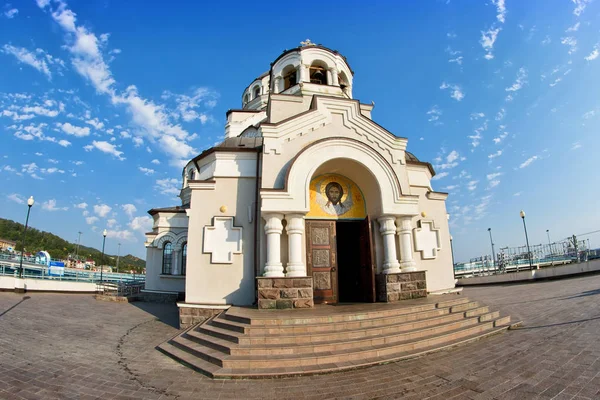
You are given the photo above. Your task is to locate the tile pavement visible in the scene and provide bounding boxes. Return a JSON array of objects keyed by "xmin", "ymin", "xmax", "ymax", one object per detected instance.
[{"xmin": 1, "ymin": 273, "xmax": 600, "ymax": 399}]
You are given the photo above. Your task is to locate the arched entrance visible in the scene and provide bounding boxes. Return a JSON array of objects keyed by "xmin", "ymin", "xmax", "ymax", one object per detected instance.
[{"xmin": 304, "ymin": 167, "xmax": 378, "ymax": 304}]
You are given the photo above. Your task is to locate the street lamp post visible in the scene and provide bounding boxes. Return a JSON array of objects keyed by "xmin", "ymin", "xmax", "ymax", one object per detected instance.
[
  {"xmin": 546, "ymin": 229, "xmax": 552, "ymax": 261},
  {"xmin": 520, "ymin": 210, "xmax": 533, "ymax": 270},
  {"xmin": 116, "ymin": 242, "xmax": 121, "ymax": 273},
  {"xmin": 100, "ymin": 229, "xmax": 107, "ymax": 282},
  {"xmin": 450, "ymin": 235, "xmax": 455, "ymax": 279},
  {"xmin": 18, "ymin": 196, "xmax": 35, "ymax": 278},
  {"xmin": 487, "ymin": 228, "xmax": 496, "ymax": 271},
  {"xmin": 75, "ymin": 231, "xmax": 82, "ymax": 261}
]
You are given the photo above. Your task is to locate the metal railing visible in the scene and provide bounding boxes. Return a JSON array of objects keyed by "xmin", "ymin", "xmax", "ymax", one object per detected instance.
[
  {"xmin": 0, "ymin": 263, "xmax": 145, "ymax": 284},
  {"xmin": 455, "ymin": 238, "xmax": 594, "ymax": 278}
]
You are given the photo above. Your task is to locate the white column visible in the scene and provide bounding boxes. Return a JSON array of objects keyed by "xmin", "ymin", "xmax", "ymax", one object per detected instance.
[
  {"xmin": 263, "ymin": 213, "xmax": 284, "ymax": 277},
  {"xmin": 299, "ymin": 64, "xmax": 308, "ymax": 83},
  {"xmin": 329, "ymin": 67, "xmax": 339, "ymax": 86},
  {"xmin": 273, "ymin": 77, "xmax": 282, "ymax": 94},
  {"xmin": 377, "ymin": 216, "xmax": 401, "ymax": 274},
  {"xmin": 285, "ymin": 214, "xmax": 306, "ymax": 277},
  {"xmin": 326, "ymin": 69, "xmax": 333, "ymax": 85},
  {"xmin": 397, "ymin": 216, "xmax": 417, "ymax": 272}
]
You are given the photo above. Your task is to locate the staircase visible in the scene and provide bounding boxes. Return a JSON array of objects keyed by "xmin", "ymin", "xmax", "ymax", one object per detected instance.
[{"xmin": 157, "ymin": 295, "xmax": 516, "ymax": 379}]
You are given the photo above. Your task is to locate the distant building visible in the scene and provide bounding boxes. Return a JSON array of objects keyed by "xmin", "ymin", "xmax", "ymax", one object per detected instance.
[{"xmin": 0, "ymin": 238, "xmax": 17, "ymax": 252}]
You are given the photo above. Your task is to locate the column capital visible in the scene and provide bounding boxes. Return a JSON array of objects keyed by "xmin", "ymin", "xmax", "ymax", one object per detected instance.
[
  {"xmin": 285, "ymin": 214, "xmax": 305, "ymax": 235},
  {"xmin": 395, "ymin": 215, "xmax": 414, "ymax": 233},
  {"xmin": 377, "ymin": 215, "xmax": 397, "ymax": 235},
  {"xmin": 263, "ymin": 213, "xmax": 284, "ymax": 234}
]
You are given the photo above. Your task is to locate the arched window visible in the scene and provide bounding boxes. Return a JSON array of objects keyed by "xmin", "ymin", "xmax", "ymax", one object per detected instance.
[
  {"xmin": 162, "ymin": 242, "xmax": 173, "ymax": 274},
  {"xmin": 181, "ymin": 242, "xmax": 187, "ymax": 276},
  {"xmin": 188, "ymin": 169, "xmax": 195, "ymax": 181},
  {"xmin": 309, "ymin": 64, "xmax": 327, "ymax": 85},
  {"xmin": 282, "ymin": 65, "xmax": 297, "ymax": 91},
  {"xmin": 253, "ymin": 86, "xmax": 261, "ymax": 99},
  {"xmin": 243, "ymin": 93, "xmax": 249, "ymax": 105}
]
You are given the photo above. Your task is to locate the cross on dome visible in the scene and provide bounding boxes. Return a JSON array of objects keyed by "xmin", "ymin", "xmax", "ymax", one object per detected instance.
[{"xmin": 300, "ymin": 39, "xmax": 316, "ymax": 46}]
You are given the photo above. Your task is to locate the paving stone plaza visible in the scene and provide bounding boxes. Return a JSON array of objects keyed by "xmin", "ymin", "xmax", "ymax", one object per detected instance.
[{"xmin": 1, "ymin": 273, "xmax": 600, "ymax": 399}]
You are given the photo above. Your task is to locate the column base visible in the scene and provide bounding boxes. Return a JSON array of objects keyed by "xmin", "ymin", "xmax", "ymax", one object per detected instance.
[
  {"xmin": 285, "ymin": 263, "xmax": 307, "ymax": 277},
  {"xmin": 263, "ymin": 263, "xmax": 284, "ymax": 277},
  {"xmin": 382, "ymin": 261, "xmax": 401, "ymax": 274},
  {"xmin": 376, "ymin": 271, "xmax": 427, "ymax": 302},
  {"xmin": 400, "ymin": 262, "xmax": 417, "ymax": 272}
]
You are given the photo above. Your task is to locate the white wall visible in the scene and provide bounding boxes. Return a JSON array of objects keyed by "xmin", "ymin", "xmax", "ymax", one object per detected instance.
[{"xmin": 1, "ymin": 276, "xmax": 96, "ymax": 292}]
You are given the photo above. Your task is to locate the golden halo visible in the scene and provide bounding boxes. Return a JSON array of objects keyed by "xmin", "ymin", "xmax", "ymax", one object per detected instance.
[{"xmin": 317, "ymin": 175, "xmax": 349, "ymax": 204}]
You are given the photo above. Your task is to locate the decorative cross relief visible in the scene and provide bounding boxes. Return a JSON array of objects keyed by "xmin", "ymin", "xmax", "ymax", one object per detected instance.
[
  {"xmin": 413, "ymin": 220, "xmax": 442, "ymax": 259},
  {"xmin": 203, "ymin": 217, "xmax": 243, "ymax": 264}
]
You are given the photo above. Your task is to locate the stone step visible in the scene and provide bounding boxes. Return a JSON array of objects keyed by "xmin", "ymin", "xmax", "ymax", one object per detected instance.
[
  {"xmin": 435, "ymin": 297, "xmax": 472, "ymax": 309},
  {"xmin": 450, "ymin": 301, "xmax": 480, "ymax": 313},
  {"xmin": 222, "ymin": 299, "xmax": 470, "ymax": 326},
  {"xmin": 201, "ymin": 309, "xmax": 474, "ymax": 347},
  {"xmin": 464, "ymin": 306, "xmax": 490, "ymax": 318},
  {"xmin": 479, "ymin": 311, "xmax": 500, "ymax": 322},
  {"xmin": 209, "ymin": 302, "xmax": 479, "ymax": 336},
  {"xmin": 169, "ymin": 335, "xmax": 225, "ymax": 367},
  {"xmin": 218, "ymin": 320, "xmax": 501, "ymax": 369},
  {"xmin": 494, "ymin": 315, "xmax": 511, "ymax": 327},
  {"xmin": 196, "ymin": 316, "xmax": 484, "ymax": 357},
  {"xmin": 157, "ymin": 341, "xmax": 220, "ymax": 378},
  {"xmin": 212, "ymin": 325, "xmax": 510, "ymax": 379}
]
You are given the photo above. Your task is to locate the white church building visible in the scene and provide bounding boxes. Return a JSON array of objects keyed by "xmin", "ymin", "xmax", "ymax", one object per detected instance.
[{"xmin": 144, "ymin": 41, "xmax": 455, "ymax": 324}]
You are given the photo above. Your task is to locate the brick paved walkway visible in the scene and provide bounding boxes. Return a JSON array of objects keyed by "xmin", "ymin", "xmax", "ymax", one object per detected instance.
[{"xmin": 1, "ymin": 274, "xmax": 600, "ymax": 399}]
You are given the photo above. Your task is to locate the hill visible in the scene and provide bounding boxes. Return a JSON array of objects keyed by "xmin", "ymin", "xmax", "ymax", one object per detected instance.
[{"xmin": 0, "ymin": 217, "xmax": 146, "ymax": 273}]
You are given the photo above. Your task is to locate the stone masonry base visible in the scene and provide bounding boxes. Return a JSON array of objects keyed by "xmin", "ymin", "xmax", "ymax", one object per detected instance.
[
  {"xmin": 376, "ymin": 271, "xmax": 427, "ymax": 302},
  {"xmin": 256, "ymin": 277, "xmax": 314, "ymax": 309},
  {"xmin": 178, "ymin": 304, "xmax": 226, "ymax": 329}
]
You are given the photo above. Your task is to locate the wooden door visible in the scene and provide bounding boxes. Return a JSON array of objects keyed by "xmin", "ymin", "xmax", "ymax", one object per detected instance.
[
  {"xmin": 306, "ymin": 220, "xmax": 338, "ymax": 304},
  {"xmin": 359, "ymin": 216, "xmax": 376, "ymax": 302}
]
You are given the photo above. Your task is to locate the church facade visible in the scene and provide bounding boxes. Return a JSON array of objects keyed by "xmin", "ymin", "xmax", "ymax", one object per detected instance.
[{"xmin": 144, "ymin": 42, "xmax": 454, "ymax": 318}]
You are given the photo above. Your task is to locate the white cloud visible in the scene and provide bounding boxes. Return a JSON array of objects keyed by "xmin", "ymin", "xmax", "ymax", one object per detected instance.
[
  {"xmin": 155, "ymin": 178, "xmax": 180, "ymax": 195},
  {"xmin": 440, "ymin": 82, "xmax": 464, "ymax": 101},
  {"xmin": 93, "ymin": 204, "xmax": 112, "ymax": 218},
  {"xmin": 571, "ymin": 142, "xmax": 582, "ymax": 150},
  {"xmin": 488, "ymin": 150, "xmax": 503, "ymax": 159},
  {"xmin": 513, "ymin": 192, "xmax": 522, "ymax": 197},
  {"xmin": 1, "ymin": 45, "xmax": 52, "ymax": 80},
  {"xmin": 487, "ymin": 172, "xmax": 502, "ymax": 180},
  {"xmin": 492, "ymin": 0, "xmax": 506, "ymax": 23},
  {"xmin": 107, "ymin": 219, "xmax": 118, "ymax": 228},
  {"xmin": 566, "ymin": 22, "xmax": 580, "ymax": 32},
  {"xmin": 583, "ymin": 110, "xmax": 596, "ymax": 119},
  {"xmin": 549, "ymin": 77, "xmax": 562, "ymax": 87},
  {"xmin": 561, "ymin": 36, "xmax": 578, "ymax": 54},
  {"xmin": 75, "ymin": 202, "xmax": 87, "ymax": 209},
  {"xmin": 85, "ymin": 118, "xmax": 104, "ymax": 130},
  {"xmin": 57, "ymin": 122, "xmax": 90, "ymax": 137},
  {"xmin": 495, "ymin": 108, "xmax": 506, "ymax": 121},
  {"xmin": 426, "ymin": 105, "xmax": 442, "ymax": 123},
  {"xmin": 40, "ymin": 167, "xmax": 64, "ymax": 174},
  {"xmin": 42, "ymin": 199, "xmax": 68, "ymax": 211},
  {"xmin": 572, "ymin": 0, "xmax": 591, "ymax": 16},
  {"xmin": 488, "ymin": 180, "xmax": 501, "ymax": 188},
  {"xmin": 132, "ymin": 136, "xmax": 144, "ymax": 147},
  {"xmin": 58, "ymin": 139, "xmax": 71, "ymax": 147},
  {"xmin": 446, "ymin": 150, "xmax": 459, "ymax": 163},
  {"xmin": 85, "ymin": 216, "xmax": 98, "ymax": 225},
  {"xmin": 106, "ymin": 229, "xmax": 135, "ymax": 241},
  {"xmin": 129, "ymin": 215, "xmax": 153, "ymax": 233},
  {"xmin": 4, "ymin": 8, "xmax": 18, "ymax": 18},
  {"xmin": 138, "ymin": 166, "xmax": 154, "ymax": 176},
  {"xmin": 122, "ymin": 203, "xmax": 137, "ymax": 218},
  {"xmin": 431, "ymin": 172, "xmax": 449, "ymax": 181},
  {"xmin": 480, "ymin": 27, "xmax": 501, "ymax": 59},
  {"xmin": 505, "ymin": 67, "xmax": 528, "ymax": 92},
  {"xmin": 467, "ymin": 180, "xmax": 478, "ymax": 191},
  {"xmin": 443, "ymin": 185, "xmax": 459, "ymax": 191},
  {"xmin": 541, "ymin": 35, "xmax": 551, "ymax": 45},
  {"xmin": 151, "ymin": 159, "xmax": 160, "ymax": 165},
  {"xmin": 493, "ymin": 131, "xmax": 508, "ymax": 144},
  {"xmin": 584, "ymin": 44, "xmax": 599, "ymax": 61},
  {"xmin": 470, "ymin": 113, "xmax": 485, "ymax": 120},
  {"xmin": 519, "ymin": 156, "xmax": 538, "ymax": 169},
  {"xmin": 7, "ymin": 193, "xmax": 25, "ymax": 204},
  {"xmin": 85, "ymin": 140, "xmax": 125, "ymax": 160},
  {"xmin": 21, "ymin": 162, "xmax": 43, "ymax": 179}
]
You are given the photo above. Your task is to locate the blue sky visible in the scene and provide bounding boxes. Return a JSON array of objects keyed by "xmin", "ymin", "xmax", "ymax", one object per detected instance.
[{"xmin": 0, "ymin": 0, "xmax": 598, "ymax": 262}]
